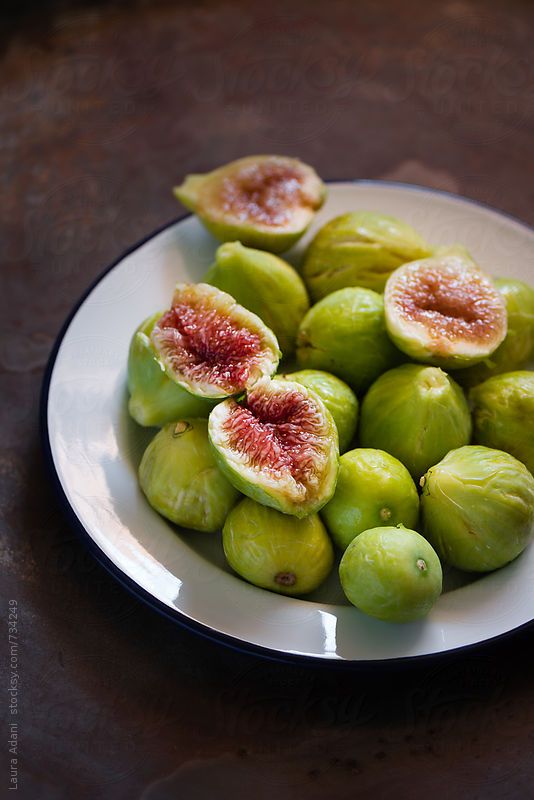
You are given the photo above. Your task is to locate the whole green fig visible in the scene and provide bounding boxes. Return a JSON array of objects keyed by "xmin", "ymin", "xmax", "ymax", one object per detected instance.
[
  {"xmin": 321, "ymin": 449, "xmax": 419, "ymax": 550},
  {"xmin": 421, "ymin": 445, "xmax": 534, "ymax": 572},
  {"xmin": 470, "ymin": 371, "xmax": 534, "ymax": 474},
  {"xmin": 139, "ymin": 419, "xmax": 240, "ymax": 532},
  {"xmin": 302, "ymin": 211, "xmax": 431, "ymax": 300},
  {"xmin": 223, "ymin": 497, "xmax": 334, "ymax": 596},
  {"xmin": 296, "ymin": 287, "xmax": 403, "ymax": 394},
  {"xmin": 359, "ymin": 364, "xmax": 472, "ymax": 479}
]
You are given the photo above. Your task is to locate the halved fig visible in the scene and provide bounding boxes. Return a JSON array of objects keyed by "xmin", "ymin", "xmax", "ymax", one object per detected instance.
[
  {"xmin": 174, "ymin": 156, "xmax": 326, "ymax": 253},
  {"xmin": 208, "ymin": 378, "xmax": 339, "ymax": 518},
  {"xmin": 150, "ymin": 283, "xmax": 280, "ymax": 399},
  {"xmin": 384, "ymin": 254, "xmax": 507, "ymax": 369}
]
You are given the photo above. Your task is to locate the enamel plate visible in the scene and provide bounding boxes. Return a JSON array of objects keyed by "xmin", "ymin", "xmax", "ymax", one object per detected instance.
[{"xmin": 42, "ymin": 182, "xmax": 534, "ymax": 663}]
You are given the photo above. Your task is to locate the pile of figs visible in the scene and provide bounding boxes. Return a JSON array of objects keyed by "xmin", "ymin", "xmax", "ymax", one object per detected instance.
[{"xmin": 129, "ymin": 155, "xmax": 534, "ymax": 624}]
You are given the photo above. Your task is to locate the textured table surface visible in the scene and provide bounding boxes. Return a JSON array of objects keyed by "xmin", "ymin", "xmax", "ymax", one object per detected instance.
[{"xmin": 2, "ymin": 1, "xmax": 534, "ymax": 798}]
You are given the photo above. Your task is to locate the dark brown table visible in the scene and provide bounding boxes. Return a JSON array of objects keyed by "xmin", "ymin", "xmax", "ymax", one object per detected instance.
[{"xmin": 2, "ymin": 2, "xmax": 534, "ymax": 797}]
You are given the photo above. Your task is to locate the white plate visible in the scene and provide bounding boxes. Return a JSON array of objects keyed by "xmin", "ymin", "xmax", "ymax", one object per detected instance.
[{"xmin": 42, "ymin": 181, "xmax": 534, "ymax": 664}]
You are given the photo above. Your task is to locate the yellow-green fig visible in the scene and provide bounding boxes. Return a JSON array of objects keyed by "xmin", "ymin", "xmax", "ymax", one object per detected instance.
[
  {"xmin": 421, "ymin": 445, "xmax": 534, "ymax": 572},
  {"xmin": 204, "ymin": 241, "xmax": 309, "ymax": 356},
  {"xmin": 139, "ymin": 419, "xmax": 240, "ymax": 532},
  {"xmin": 174, "ymin": 155, "xmax": 326, "ymax": 253},
  {"xmin": 223, "ymin": 498, "xmax": 334, "ymax": 596},
  {"xmin": 359, "ymin": 364, "xmax": 472, "ymax": 479},
  {"xmin": 296, "ymin": 287, "xmax": 403, "ymax": 394},
  {"xmin": 339, "ymin": 526, "xmax": 442, "ymax": 622},
  {"xmin": 302, "ymin": 211, "xmax": 432, "ymax": 300},
  {"xmin": 470, "ymin": 371, "xmax": 534, "ymax": 474},
  {"xmin": 321, "ymin": 449, "xmax": 419, "ymax": 551}
]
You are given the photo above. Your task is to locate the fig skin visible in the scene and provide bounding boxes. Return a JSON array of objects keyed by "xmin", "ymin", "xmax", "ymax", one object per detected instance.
[
  {"xmin": 359, "ymin": 364, "xmax": 472, "ymax": 480},
  {"xmin": 302, "ymin": 211, "xmax": 432, "ymax": 301},
  {"xmin": 139, "ymin": 419, "xmax": 241, "ymax": 532},
  {"xmin": 280, "ymin": 369, "xmax": 358, "ymax": 453},
  {"xmin": 321, "ymin": 449, "xmax": 419, "ymax": 551},
  {"xmin": 384, "ymin": 253, "xmax": 508, "ymax": 369},
  {"xmin": 127, "ymin": 312, "xmax": 218, "ymax": 427},
  {"xmin": 296, "ymin": 287, "xmax": 404, "ymax": 395},
  {"xmin": 223, "ymin": 497, "xmax": 334, "ymax": 596},
  {"xmin": 339, "ymin": 526, "xmax": 443, "ymax": 623},
  {"xmin": 454, "ymin": 278, "xmax": 534, "ymax": 387},
  {"xmin": 208, "ymin": 378, "xmax": 339, "ymax": 519},
  {"xmin": 421, "ymin": 445, "xmax": 534, "ymax": 572},
  {"xmin": 174, "ymin": 155, "xmax": 326, "ymax": 253},
  {"xmin": 204, "ymin": 241, "xmax": 310, "ymax": 356},
  {"xmin": 151, "ymin": 283, "xmax": 281, "ymax": 399},
  {"xmin": 470, "ymin": 371, "xmax": 534, "ymax": 474}
]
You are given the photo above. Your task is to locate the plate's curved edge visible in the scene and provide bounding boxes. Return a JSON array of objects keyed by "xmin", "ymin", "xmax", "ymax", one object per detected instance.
[{"xmin": 39, "ymin": 183, "xmax": 534, "ymax": 668}]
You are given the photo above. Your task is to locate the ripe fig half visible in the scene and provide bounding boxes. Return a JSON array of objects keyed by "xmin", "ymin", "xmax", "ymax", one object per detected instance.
[
  {"xmin": 174, "ymin": 155, "xmax": 326, "ymax": 253},
  {"xmin": 384, "ymin": 254, "xmax": 507, "ymax": 369},
  {"xmin": 150, "ymin": 283, "xmax": 280, "ymax": 399},
  {"xmin": 208, "ymin": 378, "xmax": 339, "ymax": 518}
]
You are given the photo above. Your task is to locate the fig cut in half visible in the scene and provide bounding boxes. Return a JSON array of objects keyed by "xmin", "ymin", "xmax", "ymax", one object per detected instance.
[
  {"xmin": 174, "ymin": 156, "xmax": 326, "ymax": 253},
  {"xmin": 150, "ymin": 283, "xmax": 280, "ymax": 399},
  {"xmin": 384, "ymin": 254, "xmax": 507, "ymax": 369},
  {"xmin": 208, "ymin": 378, "xmax": 339, "ymax": 518}
]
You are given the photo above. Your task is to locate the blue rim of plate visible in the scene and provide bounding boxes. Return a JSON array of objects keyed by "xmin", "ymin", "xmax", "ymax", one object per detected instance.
[{"xmin": 39, "ymin": 180, "xmax": 534, "ymax": 668}]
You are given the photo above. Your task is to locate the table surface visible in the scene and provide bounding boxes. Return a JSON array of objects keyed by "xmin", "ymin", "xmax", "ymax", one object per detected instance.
[{"xmin": 2, "ymin": 1, "xmax": 534, "ymax": 798}]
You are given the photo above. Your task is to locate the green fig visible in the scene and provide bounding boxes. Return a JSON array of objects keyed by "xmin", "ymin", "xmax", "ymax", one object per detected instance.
[
  {"xmin": 280, "ymin": 369, "xmax": 358, "ymax": 452},
  {"xmin": 359, "ymin": 364, "xmax": 472, "ymax": 479},
  {"xmin": 204, "ymin": 241, "xmax": 309, "ymax": 356},
  {"xmin": 150, "ymin": 283, "xmax": 280, "ymax": 399},
  {"xmin": 223, "ymin": 497, "xmax": 334, "ymax": 596},
  {"xmin": 302, "ymin": 211, "xmax": 432, "ymax": 300},
  {"xmin": 208, "ymin": 377, "xmax": 339, "ymax": 518},
  {"xmin": 174, "ymin": 155, "xmax": 326, "ymax": 253},
  {"xmin": 421, "ymin": 445, "xmax": 534, "ymax": 572},
  {"xmin": 384, "ymin": 253, "xmax": 507, "ymax": 369},
  {"xmin": 127, "ymin": 312, "xmax": 218, "ymax": 427},
  {"xmin": 296, "ymin": 287, "xmax": 403, "ymax": 394},
  {"xmin": 470, "ymin": 371, "xmax": 534, "ymax": 474},
  {"xmin": 455, "ymin": 279, "xmax": 534, "ymax": 387},
  {"xmin": 321, "ymin": 449, "xmax": 419, "ymax": 550},
  {"xmin": 339, "ymin": 526, "xmax": 443, "ymax": 622},
  {"xmin": 139, "ymin": 419, "xmax": 241, "ymax": 532}
]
